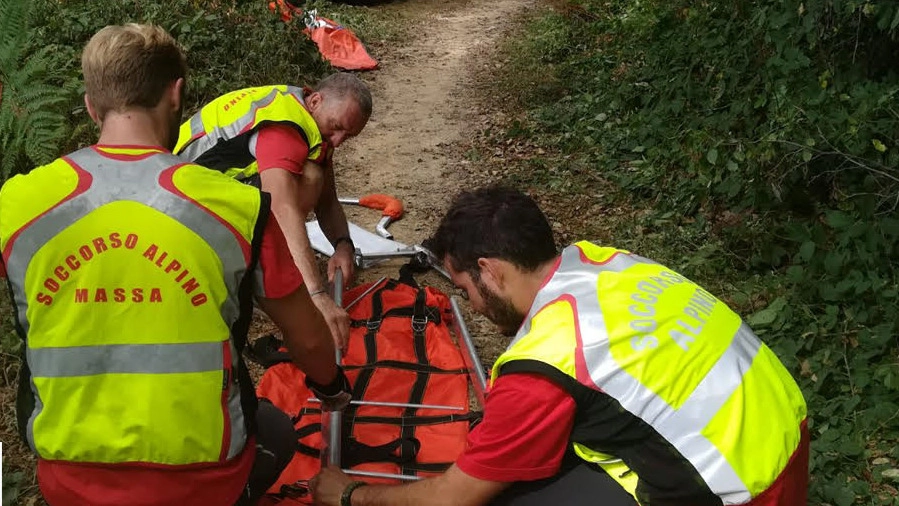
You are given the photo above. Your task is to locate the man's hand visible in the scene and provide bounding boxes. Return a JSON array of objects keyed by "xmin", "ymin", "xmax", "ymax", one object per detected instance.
[
  {"xmin": 310, "ymin": 466, "xmax": 356, "ymax": 506},
  {"xmin": 312, "ymin": 292, "xmax": 350, "ymax": 353},
  {"xmin": 329, "ymin": 241, "xmax": 356, "ymax": 289}
]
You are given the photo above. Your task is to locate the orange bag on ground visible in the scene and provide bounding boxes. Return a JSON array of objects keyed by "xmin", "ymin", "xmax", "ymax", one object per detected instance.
[
  {"xmin": 268, "ymin": 0, "xmax": 379, "ymax": 71},
  {"xmin": 254, "ymin": 275, "xmax": 478, "ymax": 504}
]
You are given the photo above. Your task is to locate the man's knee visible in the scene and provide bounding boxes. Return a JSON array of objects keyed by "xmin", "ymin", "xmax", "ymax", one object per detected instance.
[
  {"xmin": 255, "ymin": 399, "xmax": 297, "ymax": 468},
  {"xmin": 490, "ymin": 462, "xmax": 637, "ymax": 506}
]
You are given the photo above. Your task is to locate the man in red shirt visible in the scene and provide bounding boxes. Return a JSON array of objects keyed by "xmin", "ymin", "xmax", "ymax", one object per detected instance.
[
  {"xmin": 0, "ymin": 24, "xmax": 351, "ymax": 506},
  {"xmin": 175, "ymin": 76, "xmax": 373, "ymax": 354},
  {"xmin": 310, "ymin": 187, "xmax": 809, "ymax": 506}
]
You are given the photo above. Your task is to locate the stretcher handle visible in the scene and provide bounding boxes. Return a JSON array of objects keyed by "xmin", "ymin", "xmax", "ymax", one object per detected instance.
[
  {"xmin": 321, "ymin": 268, "xmax": 344, "ymax": 468},
  {"xmin": 358, "ymin": 194, "xmax": 405, "ymax": 220}
]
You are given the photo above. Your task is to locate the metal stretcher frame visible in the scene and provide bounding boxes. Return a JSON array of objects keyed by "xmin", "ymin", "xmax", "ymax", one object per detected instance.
[{"xmin": 313, "ymin": 222, "xmax": 490, "ymax": 481}]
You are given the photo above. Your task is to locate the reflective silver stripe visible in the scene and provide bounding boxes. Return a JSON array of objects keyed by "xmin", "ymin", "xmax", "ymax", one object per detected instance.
[
  {"xmin": 28, "ymin": 342, "xmax": 224, "ymax": 377},
  {"xmin": 513, "ymin": 247, "xmax": 638, "ymax": 343},
  {"xmin": 190, "ymin": 112, "xmax": 205, "ymax": 139},
  {"xmin": 178, "ymin": 86, "xmax": 307, "ymax": 163},
  {"xmin": 7, "ymin": 148, "xmax": 246, "ymax": 336},
  {"xmin": 518, "ymin": 244, "xmax": 754, "ymax": 503},
  {"xmin": 7, "ymin": 147, "xmax": 252, "ymax": 459}
]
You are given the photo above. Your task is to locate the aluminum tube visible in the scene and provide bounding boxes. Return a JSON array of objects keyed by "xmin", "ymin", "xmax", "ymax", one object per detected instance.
[
  {"xmin": 345, "ymin": 277, "xmax": 388, "ymax": 310},
  {"xmin": 450, "ymin": 296, "xmax": 488, "ymax": 408},
  {"xmin": 321, "ymin": 269, "xmax": 344, "ymax": 467},
  {"xmin": 375, "ymin": 216, "xmax": 394, "ymax": 239},
  {"xmin": 338, "ymin": 198, "xmax": 360, "ymax": 205},
  {"xmin": 343, "ymin": 469, "xmax": 423, "ymax": 481},
  {"xmin": 308, "ymin": 398, "xmax": 463, "ymax": 411}
]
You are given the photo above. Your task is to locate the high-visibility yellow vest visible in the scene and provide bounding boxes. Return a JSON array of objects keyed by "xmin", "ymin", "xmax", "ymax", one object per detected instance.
[
  {"xmin": 0, "ymin": 146, "xmax": 267, "ymax": 466},
  {"xmin": 174, "ymin": 85, "xmax": 324, "ymax": 181},
  {"xmin": 491, "ymin": 241, "xmax": 807, "ymax": 505}
]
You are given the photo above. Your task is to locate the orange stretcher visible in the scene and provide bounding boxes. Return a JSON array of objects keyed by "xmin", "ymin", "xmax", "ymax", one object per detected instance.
[{"xmin": 254, "ymin": 270, "xmax": 484, "ymax": 504}]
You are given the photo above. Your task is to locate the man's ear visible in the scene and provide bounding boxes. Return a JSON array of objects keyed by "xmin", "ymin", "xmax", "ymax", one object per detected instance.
[
  {"xmin": 170, "ymin": 77, "xmax": 185, "ymax": 113},
  {"xmin": 477, "ymin": 257, "xmax": 506, "ymax": 291},
  {"xmin": 84, "ymin": 94, "xmax": 101, "ymax": 125},
  {"xmin": 306, "ymin": 91, "xmax": 323, "ymax": 111}
]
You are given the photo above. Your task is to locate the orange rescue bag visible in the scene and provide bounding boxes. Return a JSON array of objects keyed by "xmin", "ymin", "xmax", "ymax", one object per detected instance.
[{"xmin": 254, "ymin": 277, "xmax": 478, "ymax": 504}]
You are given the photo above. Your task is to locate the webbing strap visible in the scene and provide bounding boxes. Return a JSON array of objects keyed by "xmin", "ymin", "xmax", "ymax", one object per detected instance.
[
  {"xmin": 294, "ymin": 423, "xmax": 420, "ymax": 467},
  {"xmin": 344, "ymin": 360, "xmax": 467, "ymax": 375},
  {"xmin": 400, "ymin": 288, "xmax": 431, "ymax": 477},
  {"xmin": 293, "ymin": 408, "xmax": 479, "ymax": 427},
  {"xmin": 344, "ymin": 280, "xmax": 394, "ymax": 435},
  {"xmin": 262, "ymin": 276, "xmax": 481, "ymax": 475},
  {"xmin": 291, "ymin": 424, "xmax": 456, "ymax": 473}
]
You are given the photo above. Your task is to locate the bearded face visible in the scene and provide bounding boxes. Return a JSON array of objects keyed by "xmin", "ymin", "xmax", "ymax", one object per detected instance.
[{"xmin": 473, "ymin": 276, "xmax": 525, "ymax": 337}]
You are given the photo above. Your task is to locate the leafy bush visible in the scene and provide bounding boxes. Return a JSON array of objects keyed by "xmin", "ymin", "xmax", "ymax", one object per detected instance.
[
  {"xmin": 0, "ymin": 0, "xmax": 77, "ymax": 179},
  {"xmin": 499, "ymin": 0, "xmax": 899, "ymax": 503},
  {"xmin": 2, "ymin": 0, "xmax": 393, "ymax": 179}
]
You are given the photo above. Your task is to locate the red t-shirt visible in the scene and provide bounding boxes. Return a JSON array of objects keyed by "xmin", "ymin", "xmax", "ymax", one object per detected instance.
[
  {"xmin": 457, "ymin": 373, "xmax": 809, "ymax": 506},
  {"xmin": 457, "ymin": 373, "xmax": 576, "ymax": 482},
  {"xmin": 254, "ymin": 123, "xmax": 310, "ymax": 175},
  {"xmin": 20, "ymin": 146, "xmax": 303, "ymax": 506}
]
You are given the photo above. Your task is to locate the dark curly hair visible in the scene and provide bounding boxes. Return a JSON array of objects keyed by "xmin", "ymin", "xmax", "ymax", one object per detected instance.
[{"xmin": 426, "ymin": 186, "xmax": 558, "ymax": 276}]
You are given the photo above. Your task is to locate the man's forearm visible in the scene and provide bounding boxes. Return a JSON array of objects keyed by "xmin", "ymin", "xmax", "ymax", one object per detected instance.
[
  {"xmin": 350, "ymin": 477, "xmax": 450, "ymax": 506},
  {"xmin": 270, "ymin": 203, "xmax": 327, "ymax": 292},
  {"xmin": 315, "ymin": 166, "xmax": 351, "ymax": 244}
]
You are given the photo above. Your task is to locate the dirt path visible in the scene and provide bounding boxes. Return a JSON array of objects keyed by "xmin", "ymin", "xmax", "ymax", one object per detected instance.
[
  {"xmin": 323, "ymin": 0, "xmax": 537, "ymax": 370},
  {"xmin": 1, "ymin": 1, "xmax": 535, "ymax": 504},
  {"xmin": 336, "ymin": 0, "xmax": 535, "ymax": 262}
]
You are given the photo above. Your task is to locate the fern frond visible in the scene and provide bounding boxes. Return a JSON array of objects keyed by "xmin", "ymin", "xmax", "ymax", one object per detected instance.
[
  {"xmin": 0, "ymin": 0, "xmax": 30, "ymax": 76},
  {"xmin": 0, "ymin": 0, "xmax": 76, "ymax": 178}
]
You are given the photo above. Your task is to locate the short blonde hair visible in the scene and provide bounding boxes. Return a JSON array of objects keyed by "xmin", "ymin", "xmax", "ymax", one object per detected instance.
[{"xmin": 81, "ymin": 24, "xmax": 187, "ymax": 119}]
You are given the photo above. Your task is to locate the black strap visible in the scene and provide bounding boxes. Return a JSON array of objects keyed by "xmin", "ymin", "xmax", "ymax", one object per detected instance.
[
  {"xmin": 294, "ymin": 423, "xmax": 421, "ymax": 467},
  {"xmin": 245, "ymin": 333, "xmax": 291, "ymax": 367},
  {"xmin": 261, "ymin": 273, "xmax": 481, "ymax": 477},
  {"xmin": 344, "ymin": 280, "xmax": 395, "ymax": 435},
  {"xmin": 344, "ymin": 360, "xmax": 467, "ymax": 375},
  {"xmin": 233, "ymin": 191, "xmax": 271, "ymax": 436},
  {"xmin": 399, "ymin": 288, "xmax": 432, "ymax": 476},
  {"xmin": 293, "ymin": 408, "xmax": 480, "ymax": 427}
]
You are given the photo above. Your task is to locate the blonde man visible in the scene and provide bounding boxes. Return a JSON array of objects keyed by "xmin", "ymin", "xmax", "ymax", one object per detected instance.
[{"xmin": 0, "ymin": 24, "xmax": 350, "ymax": 506}]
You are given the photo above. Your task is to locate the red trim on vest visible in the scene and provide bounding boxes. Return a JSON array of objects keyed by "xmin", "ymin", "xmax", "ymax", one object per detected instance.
[
  {"xmin": 536, "ymin": 256, "xmax": 562, "ymax": 291},
  {"xmin": 93, "ymin": 145, "xmax": 168, "ymax": 162},
  {"xmin": 746, "ymin": 419, "xmax": 809, "ymax": 506},
  {"xmin": 157, "ymin": 164, "xmax": 252, "ymax": 264},
  {"xmin": 219, "ymin": 340, "xmax": 234, "ymax": 462},
  {"xmin": 37, "ymin": 436, "xmax": 256, "ymax": 506},
  {"xmin": 2, "ymin": 158, "xmax": 93, "ymax": 261},
  {"xmin": 535, "ymin": 294, "xmax": 597, "ymax": 389},
  {"xmin": 575, "ymin": 244, "xmax": 624, "ymax": 266}
]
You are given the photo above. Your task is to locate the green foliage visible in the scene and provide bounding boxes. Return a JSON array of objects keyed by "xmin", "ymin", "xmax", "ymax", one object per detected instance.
[
  {"xmin": 29, "ymin": 0, "xmax": 332, "ymax": 132},
  {"xmin": 0, "ymin": 0, "xmax": 77, "ymax": 179},
  {"xmin": 501, "ymin": 0, "xmax": 899, "ymax": 503},
  {"xmin": 1, "ymin": 471, "xmax": 24, "ymax": 506},
  {"xmin": 0, "ymin": 0, "xmax": 392, "ymax": 178}
]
